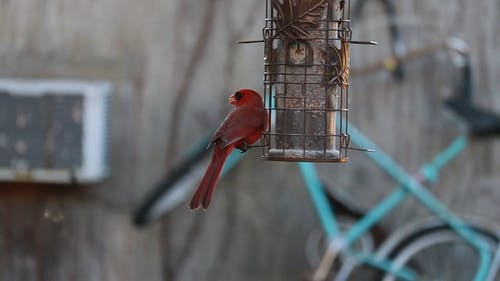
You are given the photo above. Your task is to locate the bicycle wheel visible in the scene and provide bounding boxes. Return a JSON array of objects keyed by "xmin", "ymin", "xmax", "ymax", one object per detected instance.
[
  {"xmin": 375, "ymin": 217, "xmax": 500, "ymax": 281},
  {"xmin": 305, "ymin": 216, "xmax": 376, "ymax": 281}
]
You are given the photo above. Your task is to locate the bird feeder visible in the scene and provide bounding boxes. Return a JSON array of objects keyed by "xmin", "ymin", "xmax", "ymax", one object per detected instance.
[{"xmin": 261, "ymin": 0, "xmax": 352, "ymax": 162}]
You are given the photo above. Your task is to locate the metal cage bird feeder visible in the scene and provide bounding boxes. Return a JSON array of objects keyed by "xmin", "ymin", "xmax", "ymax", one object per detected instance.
[{"xmin": 261, "ymin": 0, "xmax": 353, "ymax": 162}]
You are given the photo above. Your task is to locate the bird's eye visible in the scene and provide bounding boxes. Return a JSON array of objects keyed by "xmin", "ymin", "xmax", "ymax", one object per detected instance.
[{"xmin": 234, "ymin": 91, "xmax": 243, "ymax": 100}]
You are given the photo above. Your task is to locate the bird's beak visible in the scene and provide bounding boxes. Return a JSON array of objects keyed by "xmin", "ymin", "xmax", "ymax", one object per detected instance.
[{"xmin": 228, "ymin": 94, "xmax": 237, "ymax": 105}]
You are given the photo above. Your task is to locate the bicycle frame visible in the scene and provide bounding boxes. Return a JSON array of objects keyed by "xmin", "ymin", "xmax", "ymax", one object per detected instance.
[
  {"xmin": 146, "ymin": 117, "xmax": 492, "ymax": 280},
  {"xmin": 302, "ymin": 124, "xmax": 491, "ymax": 281},
  {"xmin": 301, "ymin": 38, "xmax": 494, "ymax": 281}
]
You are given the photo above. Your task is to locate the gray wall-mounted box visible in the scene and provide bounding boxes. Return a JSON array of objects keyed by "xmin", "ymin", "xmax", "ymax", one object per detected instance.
[{"xmin": 0, "ymin": 78, "xmax": 111, "ymax": 184}]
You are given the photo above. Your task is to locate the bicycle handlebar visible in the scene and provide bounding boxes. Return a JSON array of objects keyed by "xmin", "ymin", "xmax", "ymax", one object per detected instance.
[{"xmin": 349, "ymin": 33, "xmax": 500, "ymax": 137}]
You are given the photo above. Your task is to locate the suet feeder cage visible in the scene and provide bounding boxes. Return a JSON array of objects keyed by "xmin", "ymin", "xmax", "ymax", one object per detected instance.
[{"xmin": 261, "ymin": 0, "xmax": 353, "ymax": 162}]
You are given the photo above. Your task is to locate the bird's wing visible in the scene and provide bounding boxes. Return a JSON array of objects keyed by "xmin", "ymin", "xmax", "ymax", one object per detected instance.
[{"xmin": 210, "ymin": 105, "xmax": 266, "ymax": 148}]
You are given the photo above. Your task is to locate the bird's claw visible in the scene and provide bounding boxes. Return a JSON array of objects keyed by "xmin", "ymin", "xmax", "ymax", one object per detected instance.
[{"xmin": 237, "ymin": 142, "xmax": 250, "ymax": 153}]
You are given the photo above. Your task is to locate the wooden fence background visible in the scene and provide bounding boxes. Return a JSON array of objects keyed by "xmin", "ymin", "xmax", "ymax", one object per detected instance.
[{"xmin": 0, "ymin": 0, "xmax": 499, "ymax": 280}]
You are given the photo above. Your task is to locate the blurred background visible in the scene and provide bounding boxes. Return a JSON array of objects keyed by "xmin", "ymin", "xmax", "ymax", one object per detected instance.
[{"xmin": 0, "ymin": 0, "xmax": 499, "ymax": 280}]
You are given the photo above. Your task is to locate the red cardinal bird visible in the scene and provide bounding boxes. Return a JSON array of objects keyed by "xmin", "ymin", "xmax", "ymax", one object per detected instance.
[{"xmin": 189, "ymin": 89, "xmax": 268, "ymax": 210}]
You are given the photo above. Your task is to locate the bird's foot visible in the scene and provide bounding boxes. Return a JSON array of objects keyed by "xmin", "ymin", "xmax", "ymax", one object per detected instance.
[{"xmin": 237, "ymin": 142, "xmax": 250, "ymax": 153}]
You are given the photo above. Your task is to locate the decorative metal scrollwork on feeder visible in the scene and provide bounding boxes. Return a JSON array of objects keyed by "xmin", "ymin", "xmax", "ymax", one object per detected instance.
[{"xmin": 261, "ymin": 0, "xmax": 354, "ymax": 162}]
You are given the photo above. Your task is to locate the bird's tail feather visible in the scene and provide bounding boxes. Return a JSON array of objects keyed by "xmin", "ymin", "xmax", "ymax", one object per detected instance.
[{"xmin": 189, "ymin": 145, "xmax": 232, "ymax": 210}]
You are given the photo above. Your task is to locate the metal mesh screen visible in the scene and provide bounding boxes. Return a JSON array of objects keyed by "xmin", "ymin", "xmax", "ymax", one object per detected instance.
[{"xmin": 0, "ymin": 91, "xmax": 83, "ymax": 170}]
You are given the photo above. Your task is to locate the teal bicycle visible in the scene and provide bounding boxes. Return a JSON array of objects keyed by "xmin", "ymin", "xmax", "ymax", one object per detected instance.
[
  {"xmin": 133, "ymin": 2, "xmax": 500, "ymax": 280},
  {"xmin": 133, "ymin": 41, "xmax": 500, "ymax": 278}
]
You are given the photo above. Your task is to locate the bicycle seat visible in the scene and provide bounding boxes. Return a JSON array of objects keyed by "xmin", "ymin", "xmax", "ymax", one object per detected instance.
[{"xmin": 445, "ymin": 97, "xmax": 500, "ymax": 137}]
